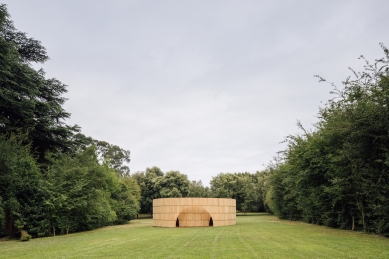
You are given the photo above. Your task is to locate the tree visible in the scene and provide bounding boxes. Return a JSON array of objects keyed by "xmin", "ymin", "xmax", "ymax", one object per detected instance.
[
  {"xmin": 132, "ymin": 167, "xmax": 164, "ymax": 213},
  {"xmin": 0, "ymin": 133, "xmax": 48, "ymax": 237},
  {"xmin": 111, "ymin": 177, "xmax": 140, "ymax": 224},
  {"xmin": 70, "ymin": 133, "xmax": 131, "ymax": 177},
  {"xmin": 188, "ymin": 180, "xmax": 212, "ymax": 197},
  {"xmin": 44, "ymin": 146, "xmax": 140, "ymax": 235},
  {"xmin": 133, "ymin": 167, "xmax": 192, "ymax": 213},
  {"xmin": 0, "ymin": 4, "xmax": 80, "ymax": 162},
  {"xmin": 94, "ymin": 140, "xmax": 130, "ymax": 177},
  {"xmin": 155, "ymin": 171, "xmax": 190, "ymax": 198},
  {"xmin": 0, "ymin": 5, "xmax": 139, "ymax": 238},
  {"xmin": 210, "ymin": 172, "xmax": 265, "ymax": 212},
  {"xmin": 254, "ymin": 170, "xmax": 271, "ymax": 212},
  {"xmin": 265, "ymin": 44, "xmax": 389, "ymax": 235}
]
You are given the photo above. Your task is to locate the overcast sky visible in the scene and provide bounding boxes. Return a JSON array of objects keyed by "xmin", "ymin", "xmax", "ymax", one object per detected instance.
[{"xmin": 4, "ymin": 0, "xmax": 389, "ymax": 185}]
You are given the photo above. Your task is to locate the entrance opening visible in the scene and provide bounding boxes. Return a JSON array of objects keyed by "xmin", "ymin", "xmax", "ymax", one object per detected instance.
[
  {"xmin": 177, "ymin": 206, "xmax": 211, "ymax": 227},
  {"xmin": 176, "ymin": 218, "xmax": 179, "ymax": 227},
  {"xmin": 209, "ymin": 217, "xmax": 213, "ymax": 226}
]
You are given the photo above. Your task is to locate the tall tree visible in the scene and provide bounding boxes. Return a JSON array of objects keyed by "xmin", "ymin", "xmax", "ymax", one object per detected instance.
[
  {"xmin": 0, "ymin": 4, "xmax": 79, "ymax": 161},
  {"xmin": 133, "ymin": 167, "xmax": 192, "ymax": 213},
  {"xmin": 210, "ymin": 172, "xmax": 265, "ymax": 212},
  {"xmin": 265, "ymin": 44, "xmax": 389, "ymax": 235},
  {"xmin": 0, "ymin": 133, "xmax": 47, "ymax": 237},
  {"xmin": 188, "ymin": 180, "xmax": 212, "ymax": 197},
  {"xmin": 0, "ymin": 5, "xmax": 139, "ymax": 239},
  {"xmin": 155, "ymin": 171, "xmax": 190, "ymax": 198},
  {"xmin": 45, "ymin": 146, "xmax": 140, "ymax": 235},
  {"xmin": 132, "ymin": 167, "xmax": 164, "ymax": 213},
  {"xmin": 69, "ymin": 133, "xmax": 131, "ymax": 177}
]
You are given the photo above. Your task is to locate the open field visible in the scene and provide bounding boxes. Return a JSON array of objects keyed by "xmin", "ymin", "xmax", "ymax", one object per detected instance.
[{"xmin": 1, "ymin": 213, "xmax": 388, "ymax": 258}]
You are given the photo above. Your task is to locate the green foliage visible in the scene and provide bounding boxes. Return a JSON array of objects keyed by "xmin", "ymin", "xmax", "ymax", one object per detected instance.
[
  {"xmin": 132, "ymin": 167, "xmax": 163, "ymax": 213},
  {"xmin": 0, "ymin": 133, "xmax": 48, "ymax": 237},
  {"xmin": 44, "ymin": 146, "xmax": 140, "ymax": 234},
  {"xmin": 155, "ymin": 170, "xmax": 190, "ymax": 198},
  {"xmin": 188, "ymin": 180, "xmax": 212, "ymax": 197},
  {"xmin": 210, "ymin": 172, "xmax": 269, "ymax": 212},
  {"xmin": 133, "ymin": 167, "xmax": 190, "ymax": 213},
  {"xmin": 95, "ymin": 140, "xmax": 131, "ymax": 177},
  {"xmin": 265, "ymin": 44, "xmax": 389, "ymax": 236},
  {"xmin": 110, "ymin": 177, "xmax": 141, "ymax": 224},
  {"xmin": 70, "ymin": 134, "xmax": 131, "ymax": 177},
  {"xmin": 0, "ymin": 4, "xmax": 80, "ymax": 162},
  {"xmin": 0, "ymin": 133, "xmax": 140, "ymax": 238},
  {"xmin": 0, "ymin": 5, "xmax": 140, "ymax": 238},
  {"xmin": 20, "ymin": 230, "xmax": 31, "ymax": 241}
]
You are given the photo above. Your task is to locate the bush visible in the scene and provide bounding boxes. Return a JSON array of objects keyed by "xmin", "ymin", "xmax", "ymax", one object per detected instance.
[{"xmin": 20, "ymin": 230, "xmax": 31, "ymax": 241}]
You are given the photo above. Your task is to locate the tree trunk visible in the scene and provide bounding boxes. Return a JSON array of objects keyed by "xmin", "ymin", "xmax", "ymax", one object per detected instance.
[
  {"xmin": 352, "ymin": 216, "xmax": 355, "ymax": 231},
  {"xmin": 5, "ymin": 212, "xmax": 14, "ymax": 237},
  {"xmin": 361, "ymin": 208, "xmax": 366, "ymax": 232},
  {"xmin": 356, "ymin": 200, "xmax": 366, "ymax": 232},
  {"xmin": 66, "ymin": 217, "xmax": 69, "ymax": 235}
]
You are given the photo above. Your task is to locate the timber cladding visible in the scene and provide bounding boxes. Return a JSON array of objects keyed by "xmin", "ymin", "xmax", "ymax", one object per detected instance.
[{"xmin": 153, "ymin": 198, "xmax": 236, "ymax": 227}]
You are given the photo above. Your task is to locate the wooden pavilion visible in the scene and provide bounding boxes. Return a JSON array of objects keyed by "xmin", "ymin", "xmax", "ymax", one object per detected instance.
[{"xmin": 153, "ymin": 198, "xmax": 236, "ymax": 227}]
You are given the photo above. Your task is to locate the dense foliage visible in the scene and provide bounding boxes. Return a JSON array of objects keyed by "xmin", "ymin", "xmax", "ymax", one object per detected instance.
[
  {"xmin": 133, "ymin": 167, "xmax": 192, "ymax": 213},
  {"xmin": 45, "ymin": 147, "xmax": 139, "ymax": 236},
  {"xmin": 0, "ymin": 5, "xmax": 139, "ymax": 239},
  {"xmin": 0, "ymin": 5, "xmax": 80, "ymax": 162},
  {"xmin": 132, "ymin": 168, "xmax": 269, "ymax": 214},
  {"xmin": 265, "ymin": 44, "xmax": 389, "ymax": 236},
  {"xmin": 210, "ymin": 172, "xmax": 269, "ymax": 212}
]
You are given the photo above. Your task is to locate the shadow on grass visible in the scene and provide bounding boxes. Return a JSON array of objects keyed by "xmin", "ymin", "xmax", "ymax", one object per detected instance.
[
  {"xmin": 135, "ymin": 214, "xmax": 153, "ymax": 219},
  {"xmin": 236, "ymin": 212, "xmax": 271, "ymax": 217}
]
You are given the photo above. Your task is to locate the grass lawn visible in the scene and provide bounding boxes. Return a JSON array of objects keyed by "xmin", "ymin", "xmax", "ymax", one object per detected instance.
[{"xmin": 1, "ymin": 213, "xmax": 388, "ymax": 258}]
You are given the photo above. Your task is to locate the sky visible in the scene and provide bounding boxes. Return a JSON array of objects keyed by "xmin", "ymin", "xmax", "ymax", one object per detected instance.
[{"xmin": 3, "ymin": 0, "xmax": 389, "ymax": 185}]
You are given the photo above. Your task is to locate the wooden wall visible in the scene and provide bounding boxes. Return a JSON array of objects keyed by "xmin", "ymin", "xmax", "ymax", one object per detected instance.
[{"xmin": 153, "ymin": 198, "xmax": 236, "ymax": 227}]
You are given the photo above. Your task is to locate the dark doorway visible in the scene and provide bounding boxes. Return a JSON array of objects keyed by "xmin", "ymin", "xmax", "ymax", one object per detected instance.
[
  {"xmin": 209, "ymin": 217, "xmax": 213, "ymax": 226},
  {"xmin": 176, "ymin": 218, "xmax": 179, "ymax": 227}
]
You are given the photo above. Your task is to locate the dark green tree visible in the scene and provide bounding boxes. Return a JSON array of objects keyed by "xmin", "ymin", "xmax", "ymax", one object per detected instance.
[
  {"xmin": 111, "ymin": 177, "xmax": 140, "ymax": 224},
  {"xmin": 210, "ymin": 172, "xmax": 265, "ymax": 212},
  {"xmin": 265, "ymin": 44, "xmax": 389, "ymax": 235},
  {"xmin": 188, "ymin": 180, "xmax": 212, "ymax": 197},
  {"xmin": 132, "ymin": 167, "xmax": 164, "ymax": 213},
  {"xmin": 44, "ymin": 146, "xmax": 140, "ymax": 235},
  {"xmin": 133, "ymin": 167, "xmax": 192, "ymax": 213},
  {"xmin": 155, "ymin": 170, "xmax": 190, "ymax": 198},
  {"xmin": 0, "ymin": 133, "xmax": 48, "ymax": 238},
  {"xmin": 94, "ymin": 140, "xmax": 130, "ymax": 177},
  {"xmin": 0, "ymin": 4, "xmax": 79, "ymax": 162},
  {"xmin": 69, "ymin": 133, "xmax": 131, "ymax": 177}
]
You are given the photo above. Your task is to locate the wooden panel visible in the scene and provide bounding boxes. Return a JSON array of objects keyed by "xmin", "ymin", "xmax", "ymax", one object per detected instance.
[{"xmin": 153, "ymin": 198, "xmax": 236, "ymax": 228}]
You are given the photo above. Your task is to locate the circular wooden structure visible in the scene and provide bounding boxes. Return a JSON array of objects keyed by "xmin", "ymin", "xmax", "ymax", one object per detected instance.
[{"xmin": 153, "ymin": 198, "xmax": 236, "ymax": 227}]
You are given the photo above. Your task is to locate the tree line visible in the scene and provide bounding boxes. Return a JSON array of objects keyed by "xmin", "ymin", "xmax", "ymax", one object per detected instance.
[
  {"xmin": 132, "ymin": 168, "xmax": 270, "ymax": 214},
  {"xmin": 264, "ymin": 44, "xmax": 389, "ymax": 236},
  {"xmin": 0, "ymin": 4, "xmax": 140, "ymax": 239}
]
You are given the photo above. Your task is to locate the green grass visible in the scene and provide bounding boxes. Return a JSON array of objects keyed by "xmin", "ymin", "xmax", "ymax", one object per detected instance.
[{"xmin": 1, "ymin": 213, "xmax": 389, "ymax": 258}]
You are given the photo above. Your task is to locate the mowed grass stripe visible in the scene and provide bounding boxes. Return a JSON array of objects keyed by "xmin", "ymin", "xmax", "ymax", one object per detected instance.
[
  {"xmin": 249, "ymin": 215, "xmax": 387, "ymax": 258},
  {"xmin": 1, "ymin": 213, "xmax": 388, "ymax": 258},
  {"xmin": 252, "ymin": 217, "xmax": 330, "ymax": 258}
]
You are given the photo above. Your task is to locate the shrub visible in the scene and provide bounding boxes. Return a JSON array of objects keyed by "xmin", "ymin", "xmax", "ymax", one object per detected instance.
[{"xmin": 20, "ymin": 230, "xmax": 31, "ymax": 241}]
